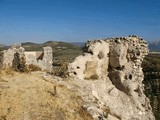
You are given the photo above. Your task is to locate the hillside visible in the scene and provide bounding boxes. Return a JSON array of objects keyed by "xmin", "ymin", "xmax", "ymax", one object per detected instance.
[
  {"xmin": 148, "ymin": 41, "xmax": 160, "ymax": 52},
  {"xmin": 70, "ymin": 42, "xmax": 85, "ymax": 47},
  {"xmin": 0, "ymin": 44, "xmax": 8, "ymax": 51},
  {"xmin": 21, "ymin": 41, "xmax": 81, "ymax": 51},
  {"xmin": 21, "ymin": 41, "xmax": 82, "ymax": 62},
  {"xmin": 0, "ymin": 44, "xmax": 5, "ymax": 48},
  {"xmin": 0, "ymin": 41, "xmax": 82, "ymax": 63},
  {"xmin": 142, "ymin": 53, "xmax": 160, "ymax": 119}
]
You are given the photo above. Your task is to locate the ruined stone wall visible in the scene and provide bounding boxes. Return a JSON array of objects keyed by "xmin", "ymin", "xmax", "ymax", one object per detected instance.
[
  {"xmin": 25, "ymin": 52, "xmax": 39, "ymax": 65},
  {"xmin": 25, "ymin": 46, "xmax": 53, "ymax": 72},
  {"xmin": 69, "ymin": 36, "xmax": 148, "ymax": 80},
  {"xmin": 37, "ymin": 46, "xmax": 53, "ymax": 72},
  {"xmin": 0, "ymin": 46, "xmax": 25, "ymax": 69},
  {"xmin": 0, "ymin": 46, "xmax": 53, "ymax": 72},
  {"xmin": 68, "ymin": 35, "xmax": 155, "ymax": 120}
]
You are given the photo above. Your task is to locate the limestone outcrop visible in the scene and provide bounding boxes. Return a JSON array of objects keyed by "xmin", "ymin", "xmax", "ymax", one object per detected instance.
[{"xmin": 68, "ymin": 35, "xmax": 155, "ymax": 120}]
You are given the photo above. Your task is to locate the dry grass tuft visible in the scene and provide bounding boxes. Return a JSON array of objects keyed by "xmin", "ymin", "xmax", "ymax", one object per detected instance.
[
  {"xmin": 84, "ymin": 74, "xmax": 99, "ymax": 80},
  {"xmin": 90, "ymin": 74, "xmax": 99, "ymax": 80},
  {"xmin": 79, "ymin": 107, "xmax": 93, "ymax": 120},
  {"xmin": 27, "ymin": 64, "xmax": 42, "ymax": 71},
  {"xmin": 4, "ymin": 68, "xmax": 15, "ymax": 76}
]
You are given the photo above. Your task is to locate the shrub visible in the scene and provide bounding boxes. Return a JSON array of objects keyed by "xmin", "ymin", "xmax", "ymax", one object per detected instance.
[
  {"xmin": 12, "ymin": 52, "xmax": 27, "ymax": 72},
  {"xmin": 53, "ymin": 59, "xmax": 69, "ymax": 78},
  {"xmin": 28, "ymin": 64, "xmax": 41, "ymax": 71},
  {"xmin": 90, "ymin": 74, "xmax": 99, "ymax": 80}
]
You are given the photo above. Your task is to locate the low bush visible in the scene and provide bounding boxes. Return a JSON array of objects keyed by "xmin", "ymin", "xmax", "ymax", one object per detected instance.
[
  {"xmin": 28, "ymin": 64, "xmax": 42, "ymax": 71},
  {"xmin": 53, "ymin": 59, "xmax": 69, "ymax": 78}
]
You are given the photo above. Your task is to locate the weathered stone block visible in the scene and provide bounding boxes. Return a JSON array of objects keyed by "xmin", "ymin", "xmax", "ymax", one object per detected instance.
[{"xmin": 84, "ymin": 61, "xmax": 98, "ymax": 79}]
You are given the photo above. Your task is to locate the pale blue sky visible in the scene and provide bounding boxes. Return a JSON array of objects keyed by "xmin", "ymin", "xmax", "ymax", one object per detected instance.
[{"xmin": 0, "ymin": 0, "xmax": 160, "ymax": 45}]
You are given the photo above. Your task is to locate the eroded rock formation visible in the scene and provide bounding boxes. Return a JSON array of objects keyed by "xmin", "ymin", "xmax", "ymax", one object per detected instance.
[{"xmin": 68, "ymin": 35, "xmax": 155, "ymax": 120}]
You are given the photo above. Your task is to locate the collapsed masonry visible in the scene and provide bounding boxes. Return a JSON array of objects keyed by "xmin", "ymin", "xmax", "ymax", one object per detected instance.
[
  {"xmin": 68, "ymin": 35, "xmax": 155, "ymax": 120},
  {"xmin": 0, "ymin": 45, "xmax": 53, "ymax": 72}
]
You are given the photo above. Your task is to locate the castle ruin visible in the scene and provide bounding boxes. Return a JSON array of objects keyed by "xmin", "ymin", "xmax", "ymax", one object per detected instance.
[
  {"xmin": 68, "ymin": 35, "xmax": 155, "ymax": 120},
  {"xmin": 0, "ymin": 45, "xmax": 53, "ymax": 72}
]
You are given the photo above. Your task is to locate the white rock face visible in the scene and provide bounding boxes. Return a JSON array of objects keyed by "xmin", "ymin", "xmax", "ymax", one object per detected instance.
[
  {"xmin": 68, "ymin": 40, "xmax": 109, "ymax": 80},
  {"xmin": 68, "ymin": 35, "xmax": 155, "ymax": 120}
]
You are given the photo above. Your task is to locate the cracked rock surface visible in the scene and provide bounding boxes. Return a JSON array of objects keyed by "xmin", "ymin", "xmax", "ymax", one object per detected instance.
[{"xmin": 68, "ymin": 35, "xmax": 155, "ymax": 120}]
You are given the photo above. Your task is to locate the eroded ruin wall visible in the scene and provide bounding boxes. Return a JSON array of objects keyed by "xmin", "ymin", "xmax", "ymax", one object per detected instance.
[
  {"xmin": 0, "ymin": 46, "xmax": 53, "ymax": 72},
  {"xmin": 68, "ymin": 35, "xmax": 155, "ymax": 120}
]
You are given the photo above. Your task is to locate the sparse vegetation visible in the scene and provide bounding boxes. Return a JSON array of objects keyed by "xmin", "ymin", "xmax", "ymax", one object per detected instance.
[
  {"xmin": 79, "ymin": 107, "xmax": 93, "ymax": 120},
  {"xmin": 0, "ymin": 41, "xmax": 82, "ymax": 62},
  {"xmin": 4, "ymin": 68, "xmax": 15, "ymax": 76},
  {"xmin": 142, "ymin": 53, "xmax": 160, "ymax": 120},
  {"xmin": 20, "ymin": 41, "xmax": 82, "ymax": 62},
  {"xmin": 0, "ymin": 71, "xmax": 93, "ymax": 120},
  {"xmin": 53, "ymin": 59, "xmax": 69, "ymax": 78},
  {"xmin": 90, "ymin": 74, "xmax": 99, "ymax": 80},
  {"xmin": 12, "ymin": 53, "xmax": 27, "ymax": 72},
  {"xmin": 27, "ymin": 64, "xmax": 42, "ymax": 71}
]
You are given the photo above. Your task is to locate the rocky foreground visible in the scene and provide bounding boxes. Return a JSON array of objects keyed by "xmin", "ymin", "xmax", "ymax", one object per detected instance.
[{"xmin": 0, "ymin": 35, "xmax": 155, "ymax": 120}]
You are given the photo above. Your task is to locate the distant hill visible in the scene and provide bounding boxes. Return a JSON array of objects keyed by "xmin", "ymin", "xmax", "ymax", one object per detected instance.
[
  {"xmin": 0, "ymin": 44, "xmax": 5, "ymax": 48},
  {"xmin": 148, "ymin": 41, "xmax": 160, "ymax": 52},
  {"xmin": 69, "ymin": 40, "xmax": 160, "ymax": 52},
  {"xmin": 0, "ymin": 44, "xmax": 9, "ymax": 51},
  {"xmin": 1, "ymin": 40, "xmax": 160, "ymax": 62},
  {"xmin": 70, "ymin": 42, "xmax": 85, "ymax": 47},
  {"xmin": 21, "ymin": 41, "xmax": 83, "ymax": 62},
  {"xmin": 0, "ymin": 41, "xmax": 83, "ymax": 62},
  {"xmin": 20, "ymin": 41, "xmax": 81, "ymax": 51},
  {"xmin": 22, "ymin": 42, "xmax": 40, "ymax": 46},
  {"xmin": 1, "ymin": 40, "xmax": 160, "ymax": 52},
  {"xmin": 70, "ymin": 41, "xmax": 160, "ymax": 52}
]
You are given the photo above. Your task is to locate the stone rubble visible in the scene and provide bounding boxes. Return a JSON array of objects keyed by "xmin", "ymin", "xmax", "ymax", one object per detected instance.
[{"xmin": 68, "ymin": 35, "xmax": 155, "ymax": 120}]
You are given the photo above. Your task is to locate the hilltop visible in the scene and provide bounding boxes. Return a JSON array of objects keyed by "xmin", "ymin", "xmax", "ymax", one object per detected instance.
[{"xmin": 0, "ymin": 36, "xmax": 155, "ymax": 120}]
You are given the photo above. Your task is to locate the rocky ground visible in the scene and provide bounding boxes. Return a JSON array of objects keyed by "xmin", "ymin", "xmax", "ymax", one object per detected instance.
[
  {"xmin": 0, "ymin": 36, "xmax": 155, "ymax": 120},
  {"xmin": 0, "ymin": 69, "xmax": 92, "ymax": 120}
]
